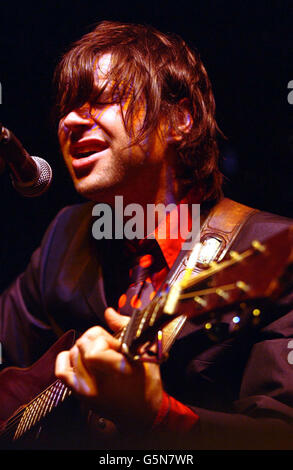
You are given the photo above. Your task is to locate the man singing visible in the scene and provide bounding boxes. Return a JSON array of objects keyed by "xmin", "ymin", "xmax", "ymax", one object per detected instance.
[{"xmin": 1, "ymin": 21, "xmax": 293, "ymax": 450}]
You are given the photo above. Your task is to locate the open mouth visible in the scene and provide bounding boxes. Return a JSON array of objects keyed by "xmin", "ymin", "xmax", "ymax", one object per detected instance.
[
  {"xmin": 71, "ymin": 141, "xmax": 109, "ymax": 159},
  {"xmin": 74, "ymin": 150, "xmax": 98, "ymax": 159}
]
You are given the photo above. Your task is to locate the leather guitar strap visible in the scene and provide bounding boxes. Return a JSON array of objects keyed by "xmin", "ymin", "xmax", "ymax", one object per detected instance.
[{"xmin": 160, "ymin": 197, "xmax": 259, "ymax": 356}]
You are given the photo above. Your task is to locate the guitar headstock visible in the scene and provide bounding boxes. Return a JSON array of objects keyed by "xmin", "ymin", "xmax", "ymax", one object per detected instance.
[
  {"xmin": 120, "ymin": 226, "xmax": 293, "ymax": 362},
  {"xmin": 178, "ymin": 226, "xmax": 293, "ymax": 316}
]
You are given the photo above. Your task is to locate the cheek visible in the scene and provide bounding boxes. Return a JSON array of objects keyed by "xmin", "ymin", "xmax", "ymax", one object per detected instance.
[
  {"xmin": 58, "ymin": 122, "xmax": 70, "ymax": 154},
  {"xmin": 104, "ymin": 107, "xmax": 130, "ymax": 144}
]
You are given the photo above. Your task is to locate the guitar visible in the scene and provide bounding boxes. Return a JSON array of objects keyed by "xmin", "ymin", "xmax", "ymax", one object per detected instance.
[{"xmin": 0, "ymin": 227, "xmax": 292, "ymax": 448}]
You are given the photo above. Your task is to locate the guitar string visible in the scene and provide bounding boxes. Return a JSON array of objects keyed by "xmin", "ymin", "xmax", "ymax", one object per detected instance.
[
  {"xmin": 179, "ymin": 283, "xmax": 240, "ymax": 300},
  {"xmin": 28, "ymin": 382, "xmax": 62, "ymax": 433},
  {"xmin": 42, "ymin": 384, "xmax": 59, "ymax": 423},
  {"xmin": 50, "ymin": 381, "xmax": 64, "ymax": 414},
  {"xmin": 32, "ymin": 389, "xmax": 50, "ymax": 429},
  {"xmin": 40, "ymin": 382, "xmax": 59, "ymax": 427},
  {"xmin": 26, "ymin": 397, "xmax": 39, "ymax": 432},
  {"xmin": 182, "ymin": 248, "xmax": 253, "ymax": 290},
  {"xmin": 16, "ymin": 381, "xmax": 69, "ymax": 439},
  {"xmin": 15, "ymin": 400, "xmax": 33, "ymax": 440},
  {"xmin": 10, "ymin": 381, "xmax": 70, "ymax": 440},
  {"xmin": 15, "ymin": 384, "xmax": 58, "ymax": 439},
  {"xmin": 13, "ymin": 382, "xmax": 59, "ymax": 439},
  {"xmin": 47, "ymin": 382, "xmax": 59, "ymax": 415},
  {"xmin": 20, "ymin": 399, "xmax": 37, "ymax": 437},
  {"xmin": 22, "ymin": 396, "xmax": 40, "ymax": 437},
  {"xmin": 1, "ymin": 379, "xmax": 67, "ymax": 439}
]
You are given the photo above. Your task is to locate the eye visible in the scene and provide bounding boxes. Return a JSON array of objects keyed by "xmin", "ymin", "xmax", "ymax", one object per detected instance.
[
  {"xmin": 90, "ymin": 89, "xmax": 120, "ymax": 109},
  {"xmin": 94, "ymin": 101, "xmax": 112, "ymax": 108}
]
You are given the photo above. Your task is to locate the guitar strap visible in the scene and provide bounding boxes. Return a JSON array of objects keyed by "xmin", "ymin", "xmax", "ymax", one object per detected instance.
[{"xmin": 159, "ymin": 197, "xmax": 259, "ymax": 356}]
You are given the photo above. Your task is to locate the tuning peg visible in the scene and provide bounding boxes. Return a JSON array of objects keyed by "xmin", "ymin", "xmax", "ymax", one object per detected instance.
[
  {"xmin": 251, "ymin": 307, "xmax": 261, "ymax": 325},
  {"xmin": 251, "ymin": 240, "xmax": 266, "ymax": 252},
  {"xmin": 236, "ymin": 280, "xmax": 250, "ymax": 292},
  {"xmin": 194, "ymin": 295, "xmax": 208, "ymax": 307},
  {"xmin": 252, "ymin": 308, "xmax": 261, "ymax": 317},
  {"xmin": 230, "ymin": 250, "xmax": 242, "ymax": 261},
  {"xmin": 204, "ymin": 321, "xmax": 229, "ymax": 342},
  {"xmin": 204, "ymin": 321, "xmax": 218, "ymax": 342},
  {"xmin": 204, "ymin": 321, "xmax": 213, "ymax": 331},
  {"xmin": 215, "ymin": 288, "xmax": 229, "ymax": 300}
]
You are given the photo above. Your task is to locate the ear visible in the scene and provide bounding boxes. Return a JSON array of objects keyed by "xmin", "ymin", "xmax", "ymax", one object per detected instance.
[{"xmin": 166, "ymin": 98, "xmax": 193, "ymax": 143}]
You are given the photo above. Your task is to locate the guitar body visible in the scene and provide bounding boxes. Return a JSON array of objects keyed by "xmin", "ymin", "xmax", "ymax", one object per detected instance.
[
  {"xmin": 0, "ymin": 330, "xmax": 89, "ymax": 448},
  {"xmin": 0, "ymin": 330, "xmax": 120, "ymax": 449},
  {"xmin": 0, "ymin": 330, "xmax": 75, "ymax": 425}
]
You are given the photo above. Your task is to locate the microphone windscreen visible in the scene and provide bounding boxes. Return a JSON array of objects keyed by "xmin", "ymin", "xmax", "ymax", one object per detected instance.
[{"xmin": 11, "ymin": 156, "xmax": 53, "ymax": 197}]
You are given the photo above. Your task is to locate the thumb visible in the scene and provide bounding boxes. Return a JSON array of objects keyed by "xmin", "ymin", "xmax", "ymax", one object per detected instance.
[{"xmin": 104, "ymin": 307, "xmax": 129, "ymax": 333}]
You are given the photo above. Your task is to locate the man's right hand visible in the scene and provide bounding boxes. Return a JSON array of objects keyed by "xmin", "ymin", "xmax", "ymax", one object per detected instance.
[{"xmin": 55, "ymin": 308, "xmax": 164, "ymax": 433}]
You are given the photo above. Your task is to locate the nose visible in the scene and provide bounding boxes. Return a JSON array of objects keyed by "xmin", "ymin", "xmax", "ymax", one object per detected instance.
[{"xmin": 61, "ymin": 106, "xmax": 94, "ymax": 132}]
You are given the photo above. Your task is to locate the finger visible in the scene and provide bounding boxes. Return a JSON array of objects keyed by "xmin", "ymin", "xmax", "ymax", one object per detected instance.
[
  {"xmin": 105, "ymin": 307, "xmax": 129, "ymax": 333},
  {"xmin": 56, "ymin": 348, "xmax": 98, "ymax": 396},
  {"xmin": 55, "ymin": 350, "xmax": 76, "ymax": 388},
  {"xmin": 69, "ymin": 344, "xmax": 80, "ymax": 369},
  {"xmin": 76, "ymin": 325, "xmax": 120, "ymax": 353},
  {"xmin": 76, "ymin": 340, "xmax": 127, "ymax": 373},
  {"xmin": 75, "ymin": 338, "xmax": 133, "ymax": 376},
  {"xmin": 70, "ymin": 345, "xmax": 99, "ymax": 395}
]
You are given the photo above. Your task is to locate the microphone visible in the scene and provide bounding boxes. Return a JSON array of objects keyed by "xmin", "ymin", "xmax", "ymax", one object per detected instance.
[{"xmin": 0, "ymin": 124, "xmax": 52, "ymax": 197}]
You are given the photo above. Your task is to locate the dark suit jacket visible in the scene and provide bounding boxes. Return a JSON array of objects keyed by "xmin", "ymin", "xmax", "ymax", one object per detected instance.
[{"xmin": 0, "ymin": 201, "xmax": 293, "ymax": 449}]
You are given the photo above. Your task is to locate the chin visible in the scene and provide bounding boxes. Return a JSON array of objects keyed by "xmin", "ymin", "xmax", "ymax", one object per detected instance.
[
  {"xmin": 75, "ymin": 184, "xmax": 101, "ymax": 201},
  {"xmin": 74, "ymin": 181, "xmax": 115, "ymax": 204}
]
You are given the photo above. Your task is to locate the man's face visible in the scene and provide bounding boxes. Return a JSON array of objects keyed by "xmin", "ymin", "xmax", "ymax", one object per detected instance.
[{"xmin": 58, "ymin": 54, "xmax": 170, "ymax": 204}]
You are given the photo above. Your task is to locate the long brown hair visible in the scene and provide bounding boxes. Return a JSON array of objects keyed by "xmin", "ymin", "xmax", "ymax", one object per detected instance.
[{"xmin": 54, "ymin": 20, "xmax": 223, "ymax": 202}]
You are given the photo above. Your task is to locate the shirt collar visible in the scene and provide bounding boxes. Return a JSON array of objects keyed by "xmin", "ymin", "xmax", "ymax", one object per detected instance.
[
  {"xmin": 122, "ymin": 189, "xmax": 200, "ymax": 269},
  {"xmin": 152, "ymin": 190, "xmax": 199, "ymax": 268}
]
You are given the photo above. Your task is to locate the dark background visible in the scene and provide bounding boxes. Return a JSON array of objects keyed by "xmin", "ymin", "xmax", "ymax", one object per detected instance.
[{"xmin": 0, "ymin": 0, "xmax": 292, "ymax": 290}]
